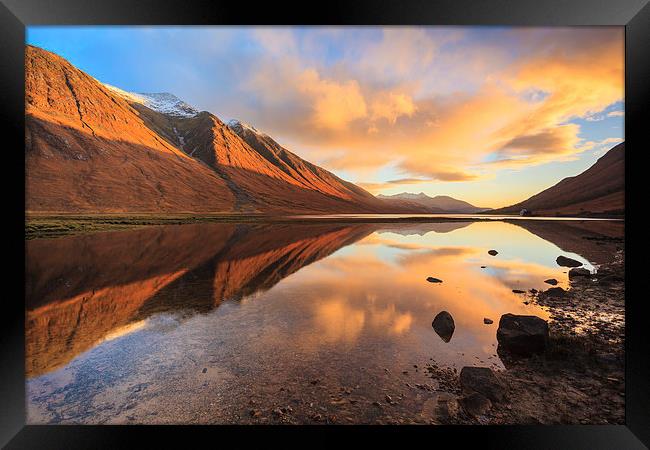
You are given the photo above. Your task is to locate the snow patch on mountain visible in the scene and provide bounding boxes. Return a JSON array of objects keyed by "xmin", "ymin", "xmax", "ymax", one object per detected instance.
[
  {"xmin": 103, "ymin": 84, "xmax": 199, "ymax": 118},
  {"xmin": 226, "ymin": 119, "xmax": 267, "ymax": 137}
]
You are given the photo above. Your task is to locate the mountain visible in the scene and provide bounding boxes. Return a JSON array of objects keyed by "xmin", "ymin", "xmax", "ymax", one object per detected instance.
[
  {"xmin": 490, "ymin": 142, "xmax": 624, "ymax": 217},
  {"xmin": 225, "ymin": 119, "xmax": 381, "ymax": 205},
  {"xmin": 25, "ymin": 45, "xmax": 413, "ymax": 214},
  {"xmin": 26, "ymin": 45, "xmax": 234, "ymax": 213},
  {"xmin": 377, "ymin": 192, "xmax": 488, "ymax": 213}
]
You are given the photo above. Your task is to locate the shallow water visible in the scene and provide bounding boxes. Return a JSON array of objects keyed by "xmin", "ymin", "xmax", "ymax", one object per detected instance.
[
  {"xmin": 289, "ymin": 213, "xmax": 622, "ymax": 221},
  {"xmin": 25, "ymin": 220, "xmax": 616, "ymax": 424}
]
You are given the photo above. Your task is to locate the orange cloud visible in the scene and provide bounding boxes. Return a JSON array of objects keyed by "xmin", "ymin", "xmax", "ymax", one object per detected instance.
[
  {"xmin": 370, "ymin": 92, "xmax": 417, "ymax": 124},
  {"xmin": 297, "ymin": 69, "xmax": 367, "ymax": 130},
  {"xmin": 230, "ymin": 27, "xmax": 623, "ymax": 188}
]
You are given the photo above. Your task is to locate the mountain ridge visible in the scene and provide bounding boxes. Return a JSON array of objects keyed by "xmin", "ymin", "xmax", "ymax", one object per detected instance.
[
  {"xmin": 489, "ymin": 142, "xmax": 624, "ymax": 217},
  {"xmin": 25, "ymin": 45, "xmax": 418, "ymax": 215}
]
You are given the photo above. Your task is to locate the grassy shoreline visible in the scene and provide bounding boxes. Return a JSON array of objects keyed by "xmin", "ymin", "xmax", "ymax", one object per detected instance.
[{"xmin": 25, "ymin": 213, "xmax": 623, "ymax": 240}]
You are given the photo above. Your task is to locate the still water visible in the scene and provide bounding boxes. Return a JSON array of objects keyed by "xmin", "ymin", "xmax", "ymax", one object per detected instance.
[{"xmin": 25, "ymin": 220, "xmax": 611, "ymax": 424}]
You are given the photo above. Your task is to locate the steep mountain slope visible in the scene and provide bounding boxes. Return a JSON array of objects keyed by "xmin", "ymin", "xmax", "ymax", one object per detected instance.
[
  {"xmin": 27, "ymin": 45, "xmax": 414, "ymax": 214},
  {"xmin": 377, "ymin": 192, "xmax": 487, "ymax": 213},
  {"xmin": 131, "ymin": 105, "xmax": 398, "ymax": 213},
  {"xmin": 490, "ymin": 143, "xmax": 624, "ymax": 217},
  {"xmin": 25, "ymin": 45, "xmax": 235, "ymax": 213},
  {"xmin": 226, "ymin": 119, "xmax": 379, "ymax": 203}
]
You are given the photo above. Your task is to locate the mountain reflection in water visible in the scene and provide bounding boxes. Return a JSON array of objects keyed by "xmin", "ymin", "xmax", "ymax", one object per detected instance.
[
  {"xmin": 26, "ymin": 223, "xmax": 373, "ymax": 377},
  {"xmin": 25, "ymin": 220, "xmax": 622, "ymax": 424}
]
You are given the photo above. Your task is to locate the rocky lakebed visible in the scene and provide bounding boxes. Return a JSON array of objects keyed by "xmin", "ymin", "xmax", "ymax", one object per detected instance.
[{"xmin": 244, "ymin": 249, "xmax": 625, "ymax": 425}]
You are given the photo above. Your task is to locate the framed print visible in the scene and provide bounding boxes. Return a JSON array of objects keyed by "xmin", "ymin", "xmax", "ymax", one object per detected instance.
[{"xmin": 1, "ymin": 0, "xmax": 648, "ymax": 448}]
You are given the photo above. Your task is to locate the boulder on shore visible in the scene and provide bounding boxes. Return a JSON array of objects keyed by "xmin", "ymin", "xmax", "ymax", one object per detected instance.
[
  {"xmin": 556, "ymin": 255, "xmax": 583, "ymax": 268},
  {"xmin": 568, "ymin": 267, "xmax": 591, "ymax": 279},
  {"xmin": 459, "ymin": 366, "xmax": 505, "ymax": 402},
  {"xmin": 496, "ymin": 313, "xmax": 549, "ymax": 356},
  {"xmin": 432, "ymin": 311, "xmax": 455, "ymax": 343}
]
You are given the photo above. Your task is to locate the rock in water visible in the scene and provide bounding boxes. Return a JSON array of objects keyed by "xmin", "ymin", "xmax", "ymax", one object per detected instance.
[
  {"xmin": 496, "ymin": 313, "xmax": 549, "ymax": 356},
  {"xmin": 568, "ymin": 267, "xmax": 591, "ymax": 279},
  {"xmin": 432, "ymin": 311, "xmax": 455, "ymax": 343},
  {"xmin": 488, "ymin": 250, "xmax": 498, "ymax": 256},
  {"xmin": 545, "ymin": 287, "xmax": 566, "ymax": 297},
  {"xmin": 459, "ymin": 367, "xmax": 505, "ymax": 402},
  {"xmin": 556, "ymin": 255, "xmax": 583, "ymax": 267},
  {"xmin": 459, "ymin": 392, "xmax": 492, "ymax": 417},
  {"xmin": 426, "ymin": 277, "xmax": 443, "ymax": 283},
  {"xmin": 512, "ymin": 289, "xmax": 525, "ymax": 294},
  {"xmin": 544, "ymin": 278, "xmax": 558, "ymax": 285},
  {"xmin": 483, "ymin": 318, "xmax": 493, "ymax": 324}
]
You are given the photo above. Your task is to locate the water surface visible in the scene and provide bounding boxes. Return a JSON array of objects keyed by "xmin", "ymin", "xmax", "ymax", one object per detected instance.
[{"xmin": 25, "ymin": 220, "xmax": 618, "ymax": 424}]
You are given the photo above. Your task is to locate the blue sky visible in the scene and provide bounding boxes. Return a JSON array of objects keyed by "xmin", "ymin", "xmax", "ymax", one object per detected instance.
[{"xmin": 27, "ymin": 26, "xmax": 624, "ymax": 207}]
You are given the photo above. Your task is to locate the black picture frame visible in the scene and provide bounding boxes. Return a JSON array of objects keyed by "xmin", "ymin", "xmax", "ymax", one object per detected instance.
[{"xmin": 1, "ymin": 0, "xmax": 648, "ymax": 448}]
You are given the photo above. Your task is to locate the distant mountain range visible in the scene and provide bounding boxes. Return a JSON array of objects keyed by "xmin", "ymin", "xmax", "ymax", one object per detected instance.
[
  {"xmin": 25, "ymin": 45, "xmax": 418, "ymax": 214},
  {"xmin": 377, "ymin": 192, "xmax": 489, "ymax": 213},
  {"xmin": 490, "ymin": 142, "xmax": 624, "ymax": 217}
]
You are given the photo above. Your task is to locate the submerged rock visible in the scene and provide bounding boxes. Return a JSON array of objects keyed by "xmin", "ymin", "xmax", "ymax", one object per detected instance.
[
  {"xmin": 556, "ymin": 255, "xmax": 583, "ymax": 268},
  {"xmin": 459, "ymin": 366, "xmax": 505, "ymax": 402},
  {"xmin": 488, "ymin": 250, "xmax": 498, "ymax": 256},
  {"xmin": 496, "ymin": 313, "xmax": 549, "ymax": 356},
  {"xmin": 544, "ymin": 278, "xmax": 558, "ymax": 285},
  {"xmin": 426, "ymin": 277, "xmax": 443, "ymax": 283},
  {"xmin": 432, "ymin": 311, "xmax": 455, "ymax": 343},
  {"xmin": 598, "ymin": 274, "xmax": 625, "ymax": 285},
  {"xmin": 434, "ymin": 393, "xmax": 459, "ymax": 423},
  {"xmin": 459, "ymin": 392, "xmax": 492, "ymax": 417},
  {"xmin": 568, "ymin": 267, "xmax": 591, "ymax": 279}
]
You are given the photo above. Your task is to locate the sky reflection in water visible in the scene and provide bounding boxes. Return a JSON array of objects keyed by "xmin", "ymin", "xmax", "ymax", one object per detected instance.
[{"xmin": 25, "ymin": 220, "xmax": 605, "ymax": 423}]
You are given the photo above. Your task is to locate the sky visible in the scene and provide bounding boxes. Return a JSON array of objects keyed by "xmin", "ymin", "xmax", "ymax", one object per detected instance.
[{"xmin": 27, "ymin": 26, "xmax": 624, "ymax": 208}]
